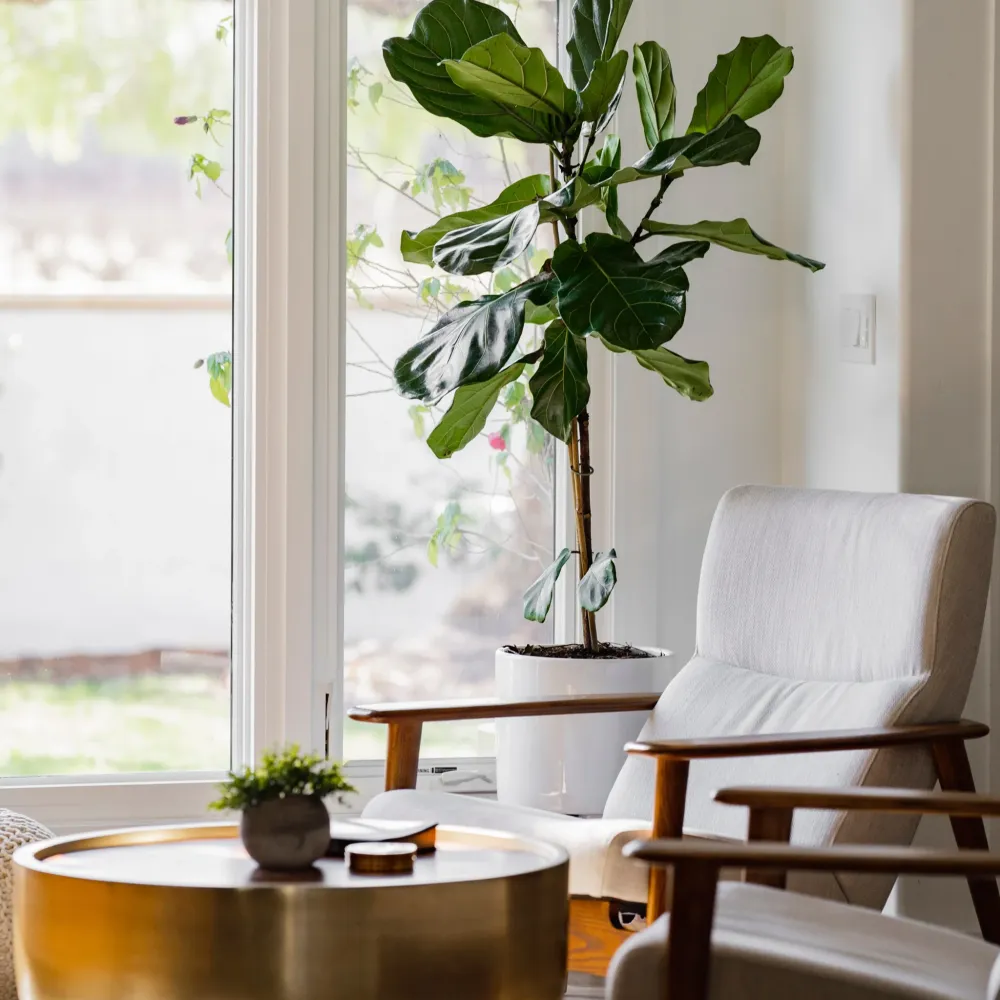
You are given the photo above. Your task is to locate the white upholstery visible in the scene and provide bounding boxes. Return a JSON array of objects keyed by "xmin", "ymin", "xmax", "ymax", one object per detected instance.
[
  {"xmin": 363, "ymin": 789, "xmax": 652, "ymax": 900},
  {"xmin": 363, "ymin": 784, "xmax": 845, "ymax": 905},
  {"xmin": 607, "ymin": 882, "xmax": 1000, "ymax": 1000},
  {"xmin": 364, "ymin": 487, "xmax": 996, "ymax": 909}
]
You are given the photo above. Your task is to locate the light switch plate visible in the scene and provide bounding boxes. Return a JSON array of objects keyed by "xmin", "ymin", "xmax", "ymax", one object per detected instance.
[{"xmin": 840, "ymin": 294, "xmax": 876, "ymax": 364}]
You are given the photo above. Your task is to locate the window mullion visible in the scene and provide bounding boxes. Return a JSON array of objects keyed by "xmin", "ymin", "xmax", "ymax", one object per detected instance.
[
  {"xmin": 311, "ymin": 0, "xmax": 349, "ymax": 762},
  {"xmin": 233, "ymin": 0, "xmax": 322, "ymax": 767}
]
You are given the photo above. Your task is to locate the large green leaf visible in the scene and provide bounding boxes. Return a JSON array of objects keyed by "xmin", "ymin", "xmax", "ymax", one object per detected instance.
[
  {"xmin": 581, "ymin": 136, "xmax": 620, "ymax": 186},
  {"xmin": 632, "ymin": 346, "xmax": 714, "ymax": 400},
  {"xmin": 541, "ymin": 176, "xmax": 604, "ymax": 218},
  {"xmin": 606, "ymin": 116, "xmax": 760, "ymax": 185},
  {"xmin": 687, "ymin": 35, "xmax": 794, "ymax": 135},
  {"xmin": 567, "ymin": 0, "xmax": 634, "ymax": 90},
  {"xmin": 578, "ymin": 50, "xmax": 628, "ymax": 124},
  {"xmin": 529, "ymin": 321, "xmax": 590, "ymax": 442},
  {"xmin": 643, "ymin": 218, "xmax": 825, "ymax": 271},
  {"xmin": 524, "ymin": 548, "xmax": 572, "ymax": 623},
  {"xmin": 383, "ymin": 0, "xmax": 555, "ymax": 143},
  {"xmin": 579, "ymin": 549, "xmax": 617, "ymax": 612},
  {"xmin": 433, "ymin": 202, "xmax": 542, "ymax": 275},
  {"xmin": 652, "ymin": 241, "xmax": 711, "ymax": 268},
  {"xmin": 444, "ymin": 34, "xmax": 575, "ymax": 116},
  {"xmin": 394, "ymin": 278, "xmax": 553, "ymax": 402},
  {"xmin": 552, "ymin": 233, "xmax": 688, "ymax": 350},
  {"xmin": 582, "ymin": 135, "xmax": 629, "ymax": 240},
  {"xmin": 525, "ymin": 300, "xmax": 558, "ymax": 325},
  {"xmin": 633, "ymin": 41, "xmax": 676, "ymax": 148},
  {"xmin": 401, "ymin": 175, "xmax": 550, "ymax": 266},
  {"xmin": 427, "ymin": 353, "xmax": 540, "ymax": 459},
  {"xmin": 432, "ymin": 175, "xmax": 609, "ymax": 278},
  {"xmin": 431, "ymin": 177, "xmax": 599, "ymax": 275}
]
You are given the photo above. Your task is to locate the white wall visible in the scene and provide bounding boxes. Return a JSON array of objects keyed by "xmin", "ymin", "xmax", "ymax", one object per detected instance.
[
  {"xmin": 620, "ymin": 0, "xmax": 999, "ymax": 931},
  {"xmin": 781, "ymin": 0, "xmax": 907, "ymax": 493},
  {"xmin": 900, "ymin": 0, "xmax": 994, "ymax": 929}
]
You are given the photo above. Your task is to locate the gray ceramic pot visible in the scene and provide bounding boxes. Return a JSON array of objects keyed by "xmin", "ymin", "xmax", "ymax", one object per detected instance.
[{"xmin": 240, "ymin": 795, "xmax": 330, "ymax": 871}]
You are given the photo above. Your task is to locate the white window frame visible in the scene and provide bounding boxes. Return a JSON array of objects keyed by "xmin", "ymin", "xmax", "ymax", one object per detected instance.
[{"xmin": 0, "ymin": 0, "xmax": 630, "ymax": 833}]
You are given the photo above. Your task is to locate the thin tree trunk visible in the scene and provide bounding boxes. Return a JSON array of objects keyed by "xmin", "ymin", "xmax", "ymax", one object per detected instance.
[{"xmin": 570, "ymin": 410, "xmax": 598, "ymax": 650}]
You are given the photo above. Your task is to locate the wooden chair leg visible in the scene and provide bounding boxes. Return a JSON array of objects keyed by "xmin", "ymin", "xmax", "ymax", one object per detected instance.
[
  {"xmin": 648, "ymin": 758, "xmax": 690, "ymax": 922},
  {"xmin": 666, "ymin": 860, "xmax": 720, "ymax": 1000},
  {"xmin": 745, "ymin": 806, "xmax": 793, "ymax": 889},
  {"xmin": 932, "ymin": 736, "xmax": 1000, "ymax": 944},
  {"xmin": 385, "ymin": 721, "xmax": 422, "ymax": 791}
]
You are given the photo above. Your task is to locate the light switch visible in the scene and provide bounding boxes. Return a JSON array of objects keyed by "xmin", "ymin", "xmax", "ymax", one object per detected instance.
[{"xmin": 840, "ymin": 294, "xmax": 876, "ymax": 364}]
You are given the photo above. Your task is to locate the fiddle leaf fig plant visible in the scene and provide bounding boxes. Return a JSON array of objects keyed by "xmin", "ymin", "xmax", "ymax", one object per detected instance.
[{"xmin": 384, "ymin": 0, "xmax": 824, "ymax": 653}]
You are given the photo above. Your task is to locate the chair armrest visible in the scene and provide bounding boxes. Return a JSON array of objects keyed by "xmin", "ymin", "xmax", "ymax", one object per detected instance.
[
  {"xmin": 715, "ymin": 786, "xmax": 1000, "ymax": 818},
  {"xmin": 623, "ymin": 837, "xmax": 1000, "ymax": 877},
  {"xmin": 626, "ymin": 718, "xmax": 988, "ymax": 760},
  {"xmin": 349, "ymin": 692, "xmax": 662, "ymax": 724},
  {"xmin": 626, "ymin": 837, "xmax": 1000, "ymax": 1000},
  {"xmin": 351, "ymin": 693, "xmax": 662, "ymax": 793}
]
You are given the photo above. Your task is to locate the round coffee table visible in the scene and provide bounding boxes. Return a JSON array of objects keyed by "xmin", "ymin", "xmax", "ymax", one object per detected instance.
[{"xmin": 14, "ymin": 823, "xmax": 569, "ymax": 1000}]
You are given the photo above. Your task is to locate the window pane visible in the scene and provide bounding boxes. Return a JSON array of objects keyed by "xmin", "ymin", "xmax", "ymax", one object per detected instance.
[
  {"xmin": 0, "ymin": 0, "xmax": 233, "ymax": 775},
  {"xmin": 344, "ymin": 0, "xmax": 558, "ymax": 759}
]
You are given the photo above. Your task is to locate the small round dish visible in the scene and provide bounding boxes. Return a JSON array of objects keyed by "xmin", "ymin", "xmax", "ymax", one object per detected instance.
[{"xmin": 345, "ymin": 841, "xmax": 417, "ymax": 875}]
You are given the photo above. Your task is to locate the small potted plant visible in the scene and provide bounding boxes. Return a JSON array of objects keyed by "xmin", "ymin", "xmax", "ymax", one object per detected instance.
[
  {"xmin": 211, "ymin": 746, "xmax": 356, "ymax": 871},
  {"xmin": 381, "ymin": 0, "xmax": 824, "ymax": 813}
]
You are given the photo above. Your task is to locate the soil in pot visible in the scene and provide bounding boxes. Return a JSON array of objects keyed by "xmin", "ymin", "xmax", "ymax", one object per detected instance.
[
  {"xmin": 240, "ymin": 795, "xmax": 330, "ymax": 871},
  {"xmin": 502, "ymin": 642, "xmax": 658, "ymax": 660}
]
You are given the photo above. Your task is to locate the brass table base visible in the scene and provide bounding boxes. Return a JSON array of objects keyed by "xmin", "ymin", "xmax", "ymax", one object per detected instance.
[{"xmin": 14, "ymin": 823, "xmax": 569, "ymax": 1000}]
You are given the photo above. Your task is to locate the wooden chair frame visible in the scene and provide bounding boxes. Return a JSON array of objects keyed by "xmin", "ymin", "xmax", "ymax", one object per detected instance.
[
  {"xmin": 349, "ymin": 696, "xmax": 995, "ymax": 976},
  {"xmin": 627, "ymin": 787, "xmax": 1000, "ymax": 1000}
]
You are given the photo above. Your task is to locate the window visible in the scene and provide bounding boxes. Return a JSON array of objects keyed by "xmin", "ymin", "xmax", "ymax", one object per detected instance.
[
  {"xmin": 0, "ymin": 0, "xmax": 233, "ymax": 777},
  {"xmin": 343, "ymin": 0, "xmax": 560, "ymax": 761},
  {"xmin": 0, "ymin": 0, "xmax": 605, "ymax": 831}
]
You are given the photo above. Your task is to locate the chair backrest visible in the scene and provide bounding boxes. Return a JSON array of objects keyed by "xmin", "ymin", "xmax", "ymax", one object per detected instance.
[{"xmin": 604, "ymin": 485, "xmax": 996, "ymax": 908}]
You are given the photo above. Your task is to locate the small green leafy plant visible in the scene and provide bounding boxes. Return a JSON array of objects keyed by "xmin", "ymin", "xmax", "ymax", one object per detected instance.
[
  {"xmin": 384, "ymin": 0, "xmax": 824, "ymax": 652},
  {"xmin": 210, "ymin": 745, "xmax": 356, "ymax": 811}
]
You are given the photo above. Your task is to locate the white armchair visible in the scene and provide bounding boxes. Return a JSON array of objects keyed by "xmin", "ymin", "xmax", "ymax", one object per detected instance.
[{"xmin": 351, "ymin": 486, "xmax": 997, "ymax": 975}]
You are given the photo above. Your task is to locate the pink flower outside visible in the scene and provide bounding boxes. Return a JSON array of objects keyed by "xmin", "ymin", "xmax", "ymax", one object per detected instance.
[{"xmin": 488, "ymin": 432, "xmax": 506, "ymax": 451}]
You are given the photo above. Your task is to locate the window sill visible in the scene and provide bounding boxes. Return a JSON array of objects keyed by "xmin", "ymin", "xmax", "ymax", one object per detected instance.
[{"xmin": 0, "ymin": 759, "xmax": 497, "ymax": 835}]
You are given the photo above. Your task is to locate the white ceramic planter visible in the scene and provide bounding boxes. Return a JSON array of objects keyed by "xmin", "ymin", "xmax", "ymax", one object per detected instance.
[{"xmin": 495, "ymin": 646, "xmax": 675, "ymax": 816}]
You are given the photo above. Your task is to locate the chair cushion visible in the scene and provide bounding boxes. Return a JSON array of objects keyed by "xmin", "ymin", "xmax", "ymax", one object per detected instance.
[
  {"xmin": 363, "ymin": 791, "xmax": 846, "ymax": 904},
  {"xmin": 608, "ymin": 881, "xmax": 1000, "ymax": 1000},
  {"xmin": 604, "ymin": 657, "xmax": 938, "ymax": 908},
  {"xmin": 363, "ymin": 789, "xmax": 652, "ymax": 900}
]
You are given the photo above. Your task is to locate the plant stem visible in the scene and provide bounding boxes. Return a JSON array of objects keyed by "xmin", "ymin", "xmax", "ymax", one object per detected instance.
[
  {"xmin": 555, "ymin": 140, "xmax": 596, "ymax": 648},
  {"xmin": 558, "ymin": 144, "xmax": 579, "ymax": 242},
  {"xmin": 630, "ymin": 175, "xmax": 674, "ymax": 246},
  {"xmin": 569, "ymin": 410, "xmax": 598, "ymax": 650}
]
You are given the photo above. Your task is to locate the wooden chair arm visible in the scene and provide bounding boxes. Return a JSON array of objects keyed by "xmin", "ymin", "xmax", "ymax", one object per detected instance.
[
  {"xmin": 624, "ymin": 836, "xmax": 1000, "ymax": 878},
  {"xmin": 351, "ymin": 693, "xmax": 662, "ymax": 793},
  {"xmin": 637, "ymin": 719, "xmax": 990, "ymax": 924},
  {"xmin": 715, "ymin": 785, "xmax": 1000, "ymax": 818},
  {"xmin": 349, "ymin": 692, "xmax": 662, "ymax": 724},
  {"xmin": 623, "ymin": 837, "xmax": 1000, "ymax": 1000},
  {"xmin": 626, "ymin": 718, "xmax": 988, "ymax": 760}
]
